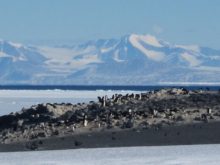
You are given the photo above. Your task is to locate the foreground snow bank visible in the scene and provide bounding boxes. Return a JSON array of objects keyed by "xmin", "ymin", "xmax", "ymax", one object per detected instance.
[{"xmin": 0, "ymin": 144, "xmax": 220, "ymax": 165}]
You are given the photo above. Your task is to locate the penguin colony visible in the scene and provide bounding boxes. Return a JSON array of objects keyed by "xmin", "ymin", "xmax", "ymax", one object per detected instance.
[{"xmin": 0, "ymin": 87, "xmax": 220, "ymax": 144}]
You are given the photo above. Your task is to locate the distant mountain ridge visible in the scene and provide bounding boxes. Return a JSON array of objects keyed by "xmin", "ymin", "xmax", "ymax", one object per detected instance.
[{"xmin": 0, "ymin": 34, "xmax": 220, "ymax": 85}]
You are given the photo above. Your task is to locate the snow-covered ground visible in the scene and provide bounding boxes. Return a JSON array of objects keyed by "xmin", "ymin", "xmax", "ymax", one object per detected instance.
[{"xmin": 0, "ymin": 144, "xmax": 220, "ymax": 165}]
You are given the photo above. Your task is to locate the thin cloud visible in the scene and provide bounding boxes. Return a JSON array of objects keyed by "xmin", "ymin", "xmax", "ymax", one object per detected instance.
[
  {"xmin": 152, "ymin": 25, "xmax": 163, "ymax": 34},
  {"xmin": 22, "ymin": 38, "xmax": 88, "ymax": 47}
]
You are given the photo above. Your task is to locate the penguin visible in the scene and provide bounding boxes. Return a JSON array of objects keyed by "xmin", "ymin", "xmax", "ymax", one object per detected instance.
[
  {"xmin": 114, "ymin": 95, "xmax": 122, "ymax": 103},
  {"xmin": 207, "ymin": 108, "xmax": 212, "ymax": 114},
  {"xmin": 137, "ymin": 94, "xmax": 142, "ymax": 100},
  {"xmin": 83, "ymin": 114, "xmax": 88, "ymax": 127},
  {"xmin": 129, "ymin": 93, "xmax": 134, "ymax": 99},
  {"xmin": 101, "ymin": 96, "xmax": 106, "ymax": 107},
  {"xmin": 40, "ymin": 123, "xmax": 45, "ymax": 129},
  {"xmin": 104, "ymin": 95, "xmax": 108, "ymax": 101},
  {"xmin": 108, "ymin": 110, "xmax": 113, "ymax": 119},
  {"xmin": 114, "ymin": 96, "xmax": 119, "ymax": 103},
  {"xmin": 153, "ymin": 110, "xmax": 157, "ymax": 116},
  {"xmin": 199, "ymin": 88, "xmax": 203, "ymax": 93},
  {"xmin": 133, "ymin": 93, "xmax": 136, "ymax": 99},
  {"xmin": 97, "ymin": 96, "xmax": 102, "ymax": 103},
  {"xmin": 98, "ymin": 122, "xmax": 101, "ymax": 128},
  {"xmin": 201, "ymin": 114, "xmax": 207, "ymax": 120},
  {"xmin": 112, "ymin": 94, "xmax": 115, "ymax": 100},
  {"xmin": 180, "ymin": 87, "xmax": 188, "ymax": 94},
  {"xmin": 127, "ymin": 109, "xmax": 133, "ymax": 119}
]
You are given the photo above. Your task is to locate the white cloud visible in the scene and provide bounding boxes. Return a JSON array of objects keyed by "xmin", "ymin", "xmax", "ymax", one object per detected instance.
[{"xmin": 152, "ymin": 25, "xmax": 163, "ymax": 34}]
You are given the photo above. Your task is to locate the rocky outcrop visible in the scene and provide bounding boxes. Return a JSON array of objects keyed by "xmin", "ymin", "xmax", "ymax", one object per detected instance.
[{"xmin": 0, "ymin": 87, "xmax": 220, "ymax": 145}]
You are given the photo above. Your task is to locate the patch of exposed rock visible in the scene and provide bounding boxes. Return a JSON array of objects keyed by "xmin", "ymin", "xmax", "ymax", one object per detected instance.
[{"xmin": 0, "ymin": 87, "xmax": 220, "ymax": 145}]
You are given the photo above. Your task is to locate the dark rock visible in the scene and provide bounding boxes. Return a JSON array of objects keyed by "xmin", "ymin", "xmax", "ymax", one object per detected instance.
[
  {"xmin": 2, "ymin": 131, "xmax": 10, "ymax": 137},
  {"xmin": 75, "ymin": 140, "xmax": 83, "ymax": 146},
  {"xmin": 204, "ymin": 118, "xmax": 209, "ymax": 123},
  {"xmin": 37, "ymin": 132, "xmax": 47, "ymax": 137},
  {"xmin": 89, "ymin": 104, "xmax": 99, "ymax": 111},
  {"xmin": 194, "ymin": 116, "xmax": 201, "ymax": 121},
  {"xmin": 176, "ymin": 115, "xmax": 185, "ymax": 121},
  {"xmin": 38, "ymin": 115, "xmax": 52, "ymax": 122},
  {"xmin": 54, "ymin": 130, "xmax": 60, "ymax": 135},
  {"xmin": 13, "ymin": 125, "xmax": 18, "ymax": 132},
  {"xmin": 27, "ymin": 141, "xmax": 39, "ymax": 150},
  {"xmin": 31, "ymin": 141, "xmax": 39, "ymax": 150},
  {"xmin": 0, "ymin": 115, "xmax": 17, "ymax": 128},
  {"xmin": 126, "ymin": 120, "xmax": 134, "ymax": 128}
]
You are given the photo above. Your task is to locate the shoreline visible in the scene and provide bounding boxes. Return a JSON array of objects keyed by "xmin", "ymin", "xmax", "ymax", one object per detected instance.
[{"xmin": 1, "ymin": 121, "xmax": 220, "ymax": 152}]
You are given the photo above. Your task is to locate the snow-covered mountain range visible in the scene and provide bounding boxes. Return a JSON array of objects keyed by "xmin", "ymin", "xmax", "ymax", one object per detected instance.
[{"xmin": 0, "ymin": 34, "xmax": 220, "ymax": 85}]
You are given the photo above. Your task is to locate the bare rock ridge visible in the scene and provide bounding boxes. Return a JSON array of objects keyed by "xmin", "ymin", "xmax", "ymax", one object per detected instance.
[{"xmin": 0, "ymin": 87, "xmax": 220, "ymax": 146}]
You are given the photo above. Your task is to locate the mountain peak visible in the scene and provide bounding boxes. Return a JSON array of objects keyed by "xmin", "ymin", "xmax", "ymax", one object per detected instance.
[
  {"xmin": 8, "ymin": 41, "xmax": 23, "ymax": 48},
  {"xmin": 128, "ymin": 34, "xmax": 164, "ymax": 48},
  {"xmin": 0, "ymin": 39, "xmax": 5, "ymax": 44},
  {"xmin": 0, "ymin": 34, "xmax": 220, "ymax": 84},
  {"xmin": 0, "ymin": 39, "xmax": 24, "ymax": 49}
]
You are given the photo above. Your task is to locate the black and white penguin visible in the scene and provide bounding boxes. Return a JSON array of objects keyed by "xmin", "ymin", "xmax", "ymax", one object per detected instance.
[
  {"xmin": 201, "ymin": 114, "xmax": 207, "ymax": 120},
  {"xmin": 207, "ymin": 108, "xmax": 212, "ymax": 114},
  {"xmin": 127, "ymin": 109, "xmax": 133, "ymax": 119},
  {"xmin": 129, "ymin": 93, "xmax": 134, "ymax": 99},
  {"xmin": 180, "ymin": 87, "xmax": 188, "ymax": 94},
  {"xmin": 136, "ymin": 94, "xmax": 142, "ymax": 100},
  {"xmin": 199, "ymin": 88, "xmax": 203, "ymax": 93},
  {"xmin": 112, "ymin": 94, "xmax": 115, "ymax": 100},
  {"xmin": 150, "ymin": 109, "xmax": 157, "ymax": 116},
  {"xmin": 114, "ymin": 95, "xmax": 122, "ymax": 103},
  {"xmin": 83, "ymin": 114, "xmax": 88, "ymax": 127}
]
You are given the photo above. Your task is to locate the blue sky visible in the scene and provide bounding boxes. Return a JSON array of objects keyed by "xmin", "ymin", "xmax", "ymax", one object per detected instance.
[{"xmin": 0, "ymin": 0, "xmax": 220, "ymax": 49}]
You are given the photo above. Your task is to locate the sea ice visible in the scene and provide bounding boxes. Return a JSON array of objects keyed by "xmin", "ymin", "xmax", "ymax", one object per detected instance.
[{"xmin": 0, "ymin": 144, "xmax": 220, "ymax": 165}]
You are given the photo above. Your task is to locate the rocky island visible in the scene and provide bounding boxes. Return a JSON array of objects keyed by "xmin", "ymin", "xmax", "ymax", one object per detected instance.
[{"xmin": 1, "ymin": 87, "xmax": 220, "ymax": 152}]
